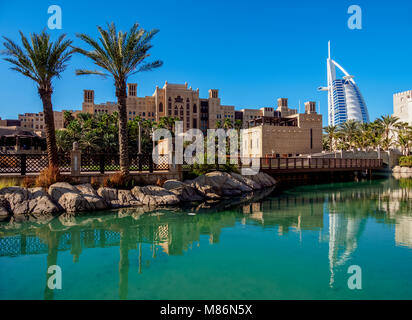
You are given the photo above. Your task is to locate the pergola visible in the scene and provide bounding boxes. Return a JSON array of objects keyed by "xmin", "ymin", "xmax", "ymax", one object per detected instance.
[
  {"xmin": 247, "ymin": 116, "xmax": 298, "ymax": 128},
  {"xmin": 0, "ymin": 128, "xmax": 46, "ymax": 153}
]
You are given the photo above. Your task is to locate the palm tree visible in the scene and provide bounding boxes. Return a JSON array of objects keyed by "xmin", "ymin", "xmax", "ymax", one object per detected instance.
[
  {"xmin": 376, "ymin": 115, "xmax": 400, "ymax": 151},
  {"xmin": 2, "ymin": 31, "xmax": 73, "ymax": 168},
  {"xmin": 323, "ymin": 125, "xmax": 338, "ymax": 152},
  {"xmin": 223, "ymin": 118, "xmax": 233, "ymax": 130},
  {"xmin": 215, "ymin": 120, "xmax": 222, "ymax": 129},
  {"xmin": 234, "ymin": 119, "xmax": 243, "ymax": 132},
  {"xmin": 73, "ymin": 22, "xmax": 163, "ymax": 175},
  {"xmin": 339, "ymin": 120, "xmax": 359, "ymax": 150}
]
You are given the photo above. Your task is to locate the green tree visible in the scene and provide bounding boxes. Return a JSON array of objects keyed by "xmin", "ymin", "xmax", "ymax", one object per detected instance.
[
  {"xmin": 73, "ymin": 22, "xmax": 163, "ymax": 175},
  {"xmin": 2, "ymin": 31, "xmax": 73, "ymax": 168},
  {"xmin": 323, "ymin": 125, "xmax": 338, "ymax": 151}
]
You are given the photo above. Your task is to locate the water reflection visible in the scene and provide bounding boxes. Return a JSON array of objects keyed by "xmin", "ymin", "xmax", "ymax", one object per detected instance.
[{"xmin": 0, "ymin": 178, "xmax": 411, "ymax": 299}]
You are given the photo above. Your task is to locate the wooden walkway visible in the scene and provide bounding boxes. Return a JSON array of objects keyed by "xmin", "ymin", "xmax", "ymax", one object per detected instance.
[{"xmin": 257, "ymin": 158, "xmax": 384, "ymax": 174}]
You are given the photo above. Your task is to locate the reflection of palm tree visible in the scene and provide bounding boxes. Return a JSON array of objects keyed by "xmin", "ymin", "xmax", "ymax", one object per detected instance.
[
  {"xmin": 119, "ymin": 230, "xmax": 129, "ymax": 300},
  {"xmin": 43, "ymin": 232, "xmax": 60, "ymax": 300}
]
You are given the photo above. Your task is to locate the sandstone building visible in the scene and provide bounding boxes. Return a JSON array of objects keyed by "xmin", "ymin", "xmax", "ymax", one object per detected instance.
[
  {"xmin": 393, "ymin": 90, "xmax": 412, "ymax": 125},
  {"xmin": 242, "ymin": 100, "xmax": 322, "ymax": 158}
]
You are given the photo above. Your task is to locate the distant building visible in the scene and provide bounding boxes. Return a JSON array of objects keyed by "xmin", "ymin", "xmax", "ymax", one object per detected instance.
[
  {"xmin": 242, "ymin": 100, "xmax": 322, "ymax": 158},
  {"xmin": 0, "ymin": 118, "xmax": 21, "ymax": 127},
  {"xmin": 393, "ymin": 90, "xmax": 412, "ymax": 125},
  {"xmin": 319, "ymin": 42, "xmax": 369, "ymax": 126}
]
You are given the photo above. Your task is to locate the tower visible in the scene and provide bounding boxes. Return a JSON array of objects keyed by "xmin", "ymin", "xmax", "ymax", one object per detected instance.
[{"xmin": 319, "ymin": 41, "xmax": 369, "ymax": 126}]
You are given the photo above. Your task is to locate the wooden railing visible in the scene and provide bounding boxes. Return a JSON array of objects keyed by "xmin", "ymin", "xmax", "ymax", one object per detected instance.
[{"xmin": 258, "ymin": 157, "xmax": 383, "ymax": 171}]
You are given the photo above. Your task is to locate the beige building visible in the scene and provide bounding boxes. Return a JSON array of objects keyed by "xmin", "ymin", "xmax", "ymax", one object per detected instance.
[
  {"xmin": 242, "ymin": 101, "xmax": 322, "ymax": 158},
  {"xmin": 393, "ymin": 90, "xmax": 412, "ymax": 125}
]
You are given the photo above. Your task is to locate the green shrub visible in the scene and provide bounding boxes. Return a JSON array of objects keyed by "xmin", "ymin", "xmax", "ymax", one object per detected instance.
[{"xmin": 399, "ymin": 156, "xmax": 412, "ymax": 167}]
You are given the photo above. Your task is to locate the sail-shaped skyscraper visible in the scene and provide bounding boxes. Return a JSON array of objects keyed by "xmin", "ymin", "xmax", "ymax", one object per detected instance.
[{"xmin": 319, "ymin": 42, "xmax": 369, "ymax": 126}]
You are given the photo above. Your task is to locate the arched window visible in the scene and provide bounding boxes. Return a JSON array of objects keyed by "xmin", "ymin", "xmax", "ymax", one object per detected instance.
[
  {"xmin": 193, "ymin": 103, "xmax": 197, "ymax": 113},
  {"xmin": 168, "ymin": 98, "xmax": 172, "ymax": 116},
  {"xmin": 159, "ymin": 102, "xmax": 163, "ymax": 113},
  {"xmin": 180, "ymin": 106, "xmax": 184, "ymax": 118},
  {"xmin": 174, "ymin": 106, "xmax": 178, "ymax": 116},
  {"xmin": 186, "ymin": 103, "xmax": 190, "ymax": 116}
]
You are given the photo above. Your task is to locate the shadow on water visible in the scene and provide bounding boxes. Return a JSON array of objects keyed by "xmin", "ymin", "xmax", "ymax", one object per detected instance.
[{"xmin": 0, "ymin": 175, "xmax": 412, "ymax": 299}]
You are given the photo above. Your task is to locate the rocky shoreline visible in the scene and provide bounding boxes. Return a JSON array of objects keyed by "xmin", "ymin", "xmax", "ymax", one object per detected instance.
[
  {"xmin": 392, "ymin": 166, "xmax": 412, "ymax": 179},
  {"xmin": 0, "ymin": 171, "xmax": 276, "ymax": 223}
]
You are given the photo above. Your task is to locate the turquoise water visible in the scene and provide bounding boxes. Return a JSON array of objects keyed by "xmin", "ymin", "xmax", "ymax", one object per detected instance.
[{"xmin": 1, "ymin": 177, "xmax": 412, "ymax": 300}]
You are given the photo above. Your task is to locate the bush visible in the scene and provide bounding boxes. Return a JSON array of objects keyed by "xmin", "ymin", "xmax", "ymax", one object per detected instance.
[
  {"xmin": 103, "ymin": 172, "xmax": 137, "ymax": 190},
  {"xmin": 0, "ymin": 179, "xmax": 20, "ymax": 189},
  {"xmin": 35, "ymin": 166, "xmax": 70, "ymax": 189},
  {"xmin": 90, "ymin": 177, "xmax": 101, "ymax": 190},
  {"xmin": 399, "ymin": 156, "xmax": 412, "ymax": 167},
  {"xmin": 22, "ymin": 176, "xmax": 36, "ymax": 188}
]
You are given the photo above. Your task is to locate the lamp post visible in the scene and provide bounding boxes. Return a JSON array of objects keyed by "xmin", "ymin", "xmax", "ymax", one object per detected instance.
[{"xmin": 137, "ymin": 121, "xmax": 142, "ymax": 155}]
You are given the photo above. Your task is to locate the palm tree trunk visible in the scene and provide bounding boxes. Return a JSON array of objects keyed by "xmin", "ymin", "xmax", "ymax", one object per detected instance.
[
  {"xmin": 39, "ymin": 88, "xmax": 59, "ymax": 168},
  {"xmin": 116, "ymin": 81, "xmax": 129, "ymax": 175}
]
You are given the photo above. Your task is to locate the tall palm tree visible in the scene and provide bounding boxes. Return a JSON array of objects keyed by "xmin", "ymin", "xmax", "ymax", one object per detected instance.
[
  {"xmin": 73, "ymin": 23, "xmax": 163, "ymax": 175},
  {"xmin": 2, "ymin": 31, "xmax": 73, "ymax": 168},
  {"xmin": 223, "ymin": 118, "xmax": 233, "ymax": 130},
  {"xmin": 376, "ymin": 115, "xmax": 400, "ymax": 151},
  {"xmin": 323, "ymin": 125, "xmax": 338, "ymax": 152},
  {"xmin": 339, "ymin": 120, "xmax": 359, "ymax": 150},
  {"xmin": 215, "ymin": 120, "xmax": 222, "ymax": 129}
]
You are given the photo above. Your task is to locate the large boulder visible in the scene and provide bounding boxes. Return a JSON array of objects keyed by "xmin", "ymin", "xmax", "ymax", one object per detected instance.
[
  {"xmin": 117, "ymin": 189, "xmax": 142, "ymax": 207},
  {"xmin": 131, "ymin": 186, "xmax": 180, "ymax": 206},
  {"xmin": 49, "ymin": 182, "xmax": 91, "ymax": 213},
  {"xmin": 97, "ymin": 187, "xmax": 142, "ymax": 208},
  {"xmin": 163, "ymin": 179, "xmax": 204, "ymax": 202},
  {"xmin": 0, "ymin": 196, "xmax": 11, "ymax": 221},
  {"xmin": 392, "ymin": 166, "xmax": 401, "ymax": 173},
  {"xmin": 248, "ymin": 172, "xmax": 277, "ymax": 188},
  {"xmin": 192, "ymin": 171, "xmax": 253, "ymax": 198},
  {"xmin": 0, "ymin": 186, "xmax": 60, "ymax": 217},
  {"xmin": 75, "ymin": 184, "xmax": 107, "ymax": 210},
  {"xmin": 230, "ymin": 172, "xmax": 262, "ymax": 190}
]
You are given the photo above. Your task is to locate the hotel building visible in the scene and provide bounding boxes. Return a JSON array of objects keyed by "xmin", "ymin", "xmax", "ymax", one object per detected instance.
[
  {"xmin": 14, "ymin": 81, "xmax": 322, "ymax": 157},
  {"xmin": 319, "ymin": 42, "xmax": 369, "ymax": 126}
]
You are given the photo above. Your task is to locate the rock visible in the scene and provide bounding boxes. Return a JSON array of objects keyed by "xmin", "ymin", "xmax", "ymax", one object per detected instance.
[
  {"xmin": 163, "ymin": 180, "xmax": 186, "ymax": 190},
  {"xmin": 400, "ymin": 167, "xmax": 410, "ymax": 173},
  {"xmin": 392, "ymin": 166, "xmax": 401, "ymax": 173},
  {"xmin": 75, "ymin": 184, "xmax": 107, "ymax": 210},
  {"xmin": 249, "ymin": 172, "xmax": 277, "ymax": 188},
  {"xmin": 230, "ymin": 172, "xmax": 262, "ymax": 190},
  {"xmin": 97, "ymin": 187, "xmax": 141, "ymax": 208},
  {"xmin": 117, "ymin": 190, "xmax": 142, "ymax": 207},
  {"xmin": 49, "ymin": 182, "xmax": 91, "ymax": 213},
  {"xmin": 163, "ymin": 180, "xmax": 204, "ymax": 202},
  {"xmin": 131, "ymin": 186, "xmax": 180, "ymax": 206},
  {"xmin": 0, "ymin": 196, "xmax": 11, "ymax": 221},
  {"xmin": 0, "ymin": 186, "xmax": 60, "ymax": 217},
  {"xmin": 192, "ymin": 171, "xmax": 253, "ymax": 198},
  {"xmin": 97, "ymin": 187, "xmax": 118, "ymax": 202}
]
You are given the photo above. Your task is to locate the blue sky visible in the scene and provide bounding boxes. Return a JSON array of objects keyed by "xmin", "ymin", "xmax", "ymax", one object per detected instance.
[{"xmin": 0, "ymin": 0, "xmax": 411, "ymax": 126}]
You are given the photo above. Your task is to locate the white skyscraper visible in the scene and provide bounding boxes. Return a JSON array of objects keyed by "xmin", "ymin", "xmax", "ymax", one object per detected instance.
[{"xmin": 319, "ymin": 42, "xmax": 369, "ymax": 126}]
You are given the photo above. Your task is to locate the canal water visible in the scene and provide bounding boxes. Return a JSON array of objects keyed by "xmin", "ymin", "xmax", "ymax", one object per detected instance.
[{"xmin": 1, "ymin": 176, "xmax": 412, "ymax": 300}]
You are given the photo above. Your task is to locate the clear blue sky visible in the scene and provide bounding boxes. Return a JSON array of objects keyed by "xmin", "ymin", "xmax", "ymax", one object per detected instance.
[{"xmin": 0, "ymin": 0, "xmax": 411, "ymax": 126}]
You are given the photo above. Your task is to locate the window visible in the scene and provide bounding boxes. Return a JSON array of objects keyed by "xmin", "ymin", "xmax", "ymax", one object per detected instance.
[
  {"xmin": 193, "ymin": 119, "xmax": 197, "ymax": 128},
  {"xmin": 193, "ymin": 104, "xmax": 197, "ymax": 113},
  {"xmin": 174, "ymin": 106, "xmax": 178, "ymax": 116},
  {"xmin": 159, "ymin": 103, "xmax": 163, "ymax": 112}
]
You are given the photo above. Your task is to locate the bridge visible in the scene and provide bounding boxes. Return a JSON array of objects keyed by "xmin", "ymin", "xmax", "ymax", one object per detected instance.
[{"xmin": 257, "ymin": 157, "xmax": 384, "ymax": 174}]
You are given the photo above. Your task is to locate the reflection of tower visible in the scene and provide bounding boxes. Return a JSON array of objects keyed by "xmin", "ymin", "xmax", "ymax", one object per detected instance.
[{"xmin": 328, "ymin": 212, "xmax": 366, "ymax": 287}]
